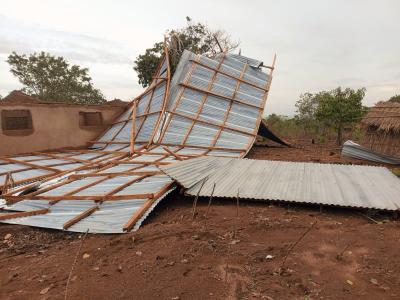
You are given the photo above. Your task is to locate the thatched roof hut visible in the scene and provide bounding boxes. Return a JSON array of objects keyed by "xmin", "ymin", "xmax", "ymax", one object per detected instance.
[{"xmin": 360, "ymin": 101, "xmax": 400, "ymax": 157}]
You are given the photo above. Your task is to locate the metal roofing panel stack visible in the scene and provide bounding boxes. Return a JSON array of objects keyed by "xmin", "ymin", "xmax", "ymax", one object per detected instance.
[{"xmin": 161, "ymin": 157, "xmax": 400, "ymax": 210}]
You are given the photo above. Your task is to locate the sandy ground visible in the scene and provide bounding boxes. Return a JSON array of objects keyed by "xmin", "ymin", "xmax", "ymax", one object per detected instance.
[{"xmin": 1, "ymin": 143, "xmax": 399, "ymax": 300}]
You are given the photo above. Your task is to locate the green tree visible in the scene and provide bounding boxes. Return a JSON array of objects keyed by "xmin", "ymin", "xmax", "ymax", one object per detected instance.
[
  {"xmin": 7, "ymin": 51, "xmax": 105, "ymax": 104},
  {"xmin": 294, "ymin": 92, "xmax": 320, "ymax": 134},
  {"xmin": 388, "ymin": 94, "xmax": 400, "ymax": 103},
  {"xmin": 315, "ymin": 87, "xmax": 366, "ymax": 145},
  {"xmin": 134, "ymin": 16, "xmax": 239, "ymax": 87}
]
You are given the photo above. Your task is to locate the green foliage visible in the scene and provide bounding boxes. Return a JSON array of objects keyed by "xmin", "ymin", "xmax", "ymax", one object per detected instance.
[
  {"xmin": 291, "ymin": 87, "xmax": 368, "ymax": 144},
  {"xmin": 133, "ymin": 42, "xmax": 165, "ymax": 88},
  {"xmin": 388, "ymin": 94, "xmax": 400, "ymax": 103},
  {"xmin": 266, "ymin": 114, "xmax": 303, "ymax": 137},
  {"xmin": 7, "ymin": 51, "xmax": 105, "ymax": 104},
  {"xmin": 133, "ymin": 16, "xmax": 239, "ymax": 87},
  {"xmin": 314, "ymin": 87, "xmax": 366, "ymax": 145},
  {"xmin": 294, "ymin": 92, "xmax": 320, "ymax": 131}
]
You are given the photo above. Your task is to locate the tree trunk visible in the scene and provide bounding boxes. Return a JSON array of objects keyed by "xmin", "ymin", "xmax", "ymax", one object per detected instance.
[{"xmin": 337, "ymin": 123, "xmax": 343, "ymax": 146}]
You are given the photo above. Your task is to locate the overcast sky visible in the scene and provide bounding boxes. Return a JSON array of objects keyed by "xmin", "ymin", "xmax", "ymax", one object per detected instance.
[{"xmin": 0, "ymin": 0, "xmax": 399, "ymax": 115}]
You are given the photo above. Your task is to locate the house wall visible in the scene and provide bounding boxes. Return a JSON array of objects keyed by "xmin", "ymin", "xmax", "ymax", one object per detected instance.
[{"xmin": 0, "ymin": 102, "xmax": 126, "ymax": 156}]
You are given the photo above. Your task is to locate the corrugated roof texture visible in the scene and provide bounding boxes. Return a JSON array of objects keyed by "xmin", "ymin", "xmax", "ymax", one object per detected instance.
[
  {"xmin": 158, "ymin": 50, "xmax": 272, "ymax": 157},
  {"xmin": 161, "ymin": 157, "xmax": 400, "ymax": 210}
]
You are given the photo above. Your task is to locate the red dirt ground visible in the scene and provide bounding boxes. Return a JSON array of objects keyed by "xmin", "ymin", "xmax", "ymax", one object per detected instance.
[{"xmin": 1, "ymin": 143, "xmax": 399, "ymax": 300}]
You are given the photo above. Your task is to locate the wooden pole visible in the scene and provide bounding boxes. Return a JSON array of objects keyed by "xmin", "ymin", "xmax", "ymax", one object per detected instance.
[
  {"xmin": 213, "ymin": 34, "xmax": 224, "ymax": 53},
  {"xmin": 130, "ymin": 100, "xmax": 137, "ymax": 155},
  {"xmin": 192, "ymin": 178, "xmax": 207, "ymax": 220}
]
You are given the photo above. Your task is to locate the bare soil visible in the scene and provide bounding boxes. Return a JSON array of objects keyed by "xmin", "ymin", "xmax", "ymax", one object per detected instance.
[{"xmin": 1, "ymin": 143, "xmax": 400, "ymax": 300}]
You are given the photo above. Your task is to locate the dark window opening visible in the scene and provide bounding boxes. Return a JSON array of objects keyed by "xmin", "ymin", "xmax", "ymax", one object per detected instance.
[
  {"xmin": 1, "ymin": 110, "xmax": 33, "ymax": 135},
  {"xmin": 79, "ymin": 112, "xmax": 103, "ymax": 127}
]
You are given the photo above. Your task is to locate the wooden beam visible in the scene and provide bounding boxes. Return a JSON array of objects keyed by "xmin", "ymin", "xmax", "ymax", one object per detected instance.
[
  {"xmin": 181, "ymin": 52, "xmax": 227, "ymax": 145},
  {"xmin": 188, "ymin": 59, "xmax": 268, "ymax": 91},
  {"xmin": 63, "ymin": 205, "xmax": 99, "ymax": 230},
  {"xmin": 0, "ymin": 209, "xmax": 49, "ymax": 220},
  {"xmin": 179, "ymin": 83, "xmax": 262, "ymax": 110},
  {"xmin": 168, "ymin": 111, "xmax": 256, "ymax": 137},
  {"xmin": 157, "ymin": 56, "xmax": 200, "ymax": 143},
  {"xmin": 0, "ymin": 157, "xmax": 58, "ymax": 172},
  {"xmin": 210, "ymin": 63, "xmax": 249, "ymax": 148},
  {"xmin": 37, "ymin": 193, "xmax": 153, "ymax": 201},
  {"xmin": 106, "ymin": 174, "xmax": 149, "ymax": 196},
  {"xmin": 123, "ymin": 182, "xmax": 174, "ymax": 231},
  {"xmin": 148, "ymin": 38, "xmax": 172, "ymax": 146},
  {"xmin": 130, "ymin": 100, "xmax": 137, "ymax": 155},
  {"xmin": 153, "ymin": 142, "xmax": 244, "ymax": 153},
  {"xmin": 162, "ymin": 147, "xmax": 184, "ymax": 161},
  {"xmin": 68, "ymin": 171, "xmax": 161, "ymax": 179}
]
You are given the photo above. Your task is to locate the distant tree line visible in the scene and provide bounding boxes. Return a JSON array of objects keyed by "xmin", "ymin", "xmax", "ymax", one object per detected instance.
[{"xmin": 267, "ymin": 87, "xmax": 369, "ymax": 145}]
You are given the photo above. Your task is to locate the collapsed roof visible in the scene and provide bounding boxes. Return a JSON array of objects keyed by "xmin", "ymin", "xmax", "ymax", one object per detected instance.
[{"xmin": 0, "ymin": 46, "xmax": 277, "ymax": 233}]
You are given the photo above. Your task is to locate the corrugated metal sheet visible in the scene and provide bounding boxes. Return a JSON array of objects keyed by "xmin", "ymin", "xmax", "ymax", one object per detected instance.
[
  {"xmin": 158, "ymin": 50, "xmax": 272, "ymax": 157},
  {"xmin": 161, "ymin": 157, "xmax": 400, "ymax": 210},
  {"xmin": 2, "ymin": 188, "xmax": 174, "ymax": 233},
  {"xmin": 342, "ymin": 140, "xmax": 400, "ymax": 165}
]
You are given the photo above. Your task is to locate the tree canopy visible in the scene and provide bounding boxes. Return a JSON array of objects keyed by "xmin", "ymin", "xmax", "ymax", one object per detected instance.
[
  {"xmin": 294, "ymin": 87, "xmax": 367, "ymax": 145},
  {"xmin": 7, "ymin": 51, "xmax": 105, "ymax": 104},
  {"xmin": 388, "ymin": 94, "xmax": 400, "ymax": 103},
  {"xmin": 133, "ymin": 17, "xmax": 239, "ymax": 87}
]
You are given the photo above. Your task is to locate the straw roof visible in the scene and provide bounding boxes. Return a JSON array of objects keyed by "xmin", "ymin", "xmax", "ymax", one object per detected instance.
[{"xmin": 361, "ymin": 101, "xmax": 400, "ymax": 133}]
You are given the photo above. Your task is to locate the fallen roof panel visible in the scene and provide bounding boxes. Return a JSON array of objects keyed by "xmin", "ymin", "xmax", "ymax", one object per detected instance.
[
  {"xmin": 342, "ymin": 140, "xmax": 400, "ymax": 165},
  {"xmin": 161, "ymin": 157, "xmax": 400, "ymax": 210},
  {"xmin": 1, "ymin": 47, "xmax": 277, "ymax": 233}
]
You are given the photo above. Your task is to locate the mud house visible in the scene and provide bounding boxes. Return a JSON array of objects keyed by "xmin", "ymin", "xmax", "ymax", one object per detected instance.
[{"xmin": 0, "ymin": 91, "xmax": 127, "ymax": 155}]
